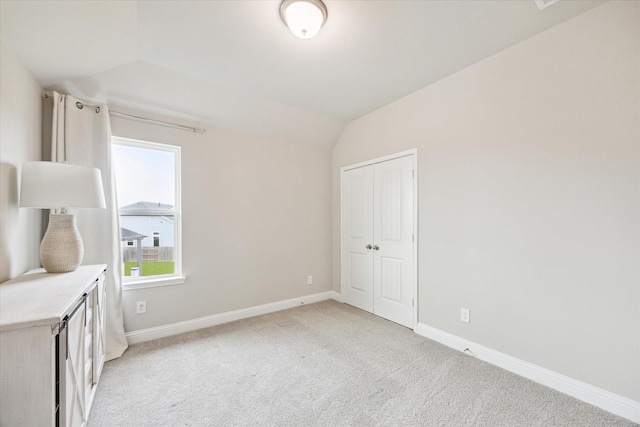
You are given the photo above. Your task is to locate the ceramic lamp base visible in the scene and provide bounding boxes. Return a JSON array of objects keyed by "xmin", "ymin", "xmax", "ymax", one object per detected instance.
[{"xmin": 40, "ymin": 213, "xmax": 84, "ymax": 273}]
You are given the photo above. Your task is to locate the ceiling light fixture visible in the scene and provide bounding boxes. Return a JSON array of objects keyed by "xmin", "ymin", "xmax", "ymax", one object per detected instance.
[{"xmin": 280, "ymin": 0, "xmax": 328, "ymax": 39}]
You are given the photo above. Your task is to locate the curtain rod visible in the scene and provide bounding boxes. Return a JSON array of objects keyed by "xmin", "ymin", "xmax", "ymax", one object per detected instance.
[
  {"xmin": 42, "ymin": 91, "xmax": 206, "ymax": 134},
  {"xmin": 109, "ymin": 110, "xmax": 206, "ymax": 134}
]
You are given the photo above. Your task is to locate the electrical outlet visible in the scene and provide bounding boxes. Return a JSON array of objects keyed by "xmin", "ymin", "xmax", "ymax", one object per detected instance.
[
  {"xmin": 307, "ymin": 275, "xmax": 313, "ymax": 285},
  {"xmin": 136, "ymin": 301, "xmax": 147, "ymax": 314},
  {"xmin": 461, "ymin": 308, "xmax": 470, "ymax": 323}
]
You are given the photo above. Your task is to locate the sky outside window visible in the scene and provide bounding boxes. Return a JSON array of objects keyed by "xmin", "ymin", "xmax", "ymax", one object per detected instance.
[{"xmin": 113, "ymin": 144, "xmax": 175, "ymax": 207}]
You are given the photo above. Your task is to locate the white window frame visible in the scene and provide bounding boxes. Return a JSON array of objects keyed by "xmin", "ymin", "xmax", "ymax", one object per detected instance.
[{"xmin": 113, "ymin": 136, "xmax": 186, "ymax": 290}]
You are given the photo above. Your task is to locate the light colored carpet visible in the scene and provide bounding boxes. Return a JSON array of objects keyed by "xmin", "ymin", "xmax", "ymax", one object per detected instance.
[{"xmin": 88, "ymin": 300, "xmax": 636, "ymax": 426}]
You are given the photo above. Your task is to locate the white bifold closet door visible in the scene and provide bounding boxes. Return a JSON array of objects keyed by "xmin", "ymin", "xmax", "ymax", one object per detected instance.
[{"xmin": 342, "ymin": 154, "xmax": 415, "ymax": 328}]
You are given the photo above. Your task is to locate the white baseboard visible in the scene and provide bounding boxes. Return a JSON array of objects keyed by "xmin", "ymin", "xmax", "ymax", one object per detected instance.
[
  {"xmin": 414, "ymin": 323, "xmax": 640, "ymax": 424},
  {"xmin": 330, "ymin": 290, "xmax": 344, "ymax": 303},
  {"xmin": 126, "ymin": 291, "xmax": 337, "ymax": 345}
]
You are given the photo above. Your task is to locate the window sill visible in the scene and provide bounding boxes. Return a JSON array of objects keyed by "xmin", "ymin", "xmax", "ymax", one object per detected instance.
[{"xmin": 122, "ymin": 275, "xmax": 187, "ymax": 291}]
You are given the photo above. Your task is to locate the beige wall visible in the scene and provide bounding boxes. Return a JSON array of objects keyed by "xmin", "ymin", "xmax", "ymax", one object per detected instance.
[
  {"xmin": 110, "ymin": 112, "xmax": 332, "ymax": 332},
  {"xmin": 2, "ymin": 0, "xmax": 637, "ymax": 405},
  {"xmin": 0, "ymin": 43, "xmax": 42, "ymax": 283},
  {"xmin": 332, "ymin": 1, "xmax": 639, "ymax": 401}
]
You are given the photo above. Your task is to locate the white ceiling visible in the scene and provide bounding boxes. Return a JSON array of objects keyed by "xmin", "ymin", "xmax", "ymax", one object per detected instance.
[{"xmin": 0, "ymin": 0, "xmax": 606, "ymax": 148}]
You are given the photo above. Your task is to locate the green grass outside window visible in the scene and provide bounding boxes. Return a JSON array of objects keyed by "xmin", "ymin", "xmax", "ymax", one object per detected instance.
[{"xmin": 124, "ymin": 262, "xmax": 175, "ymax": 276}]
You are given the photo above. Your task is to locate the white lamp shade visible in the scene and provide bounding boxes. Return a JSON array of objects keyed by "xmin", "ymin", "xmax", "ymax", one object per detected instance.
[
  {"xmin": 281, "ymin": 0, "xmax": 327, "ymax": 39},
  {"xmin": 20, "ymin": 161, "xmax": 106, "ymax": 209}
]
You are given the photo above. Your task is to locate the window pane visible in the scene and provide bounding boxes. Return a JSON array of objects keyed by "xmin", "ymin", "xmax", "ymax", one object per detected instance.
[
  {"xmin": 113, "ymin": 140, "xmax": 179, "ymax": 280},
  {"xmin": 120, "ymin": 215, "xmax": 175, "ymax": 277},
  {"xmin": 113, "ymin": 144, "xmax": 175, "ymax": 208}
]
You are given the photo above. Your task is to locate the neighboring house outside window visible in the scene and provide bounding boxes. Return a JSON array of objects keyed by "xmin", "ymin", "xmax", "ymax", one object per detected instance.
[{"xmin": 113, "ymin": 137, "xmax": 185, "ymax": 289}]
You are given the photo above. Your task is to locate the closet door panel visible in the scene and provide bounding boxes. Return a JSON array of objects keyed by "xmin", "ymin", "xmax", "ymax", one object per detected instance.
[
  {"xmin": 373, "ymin": 156, "xmax": 414, "ymax": 328},
  {"xmin": 380, "ymin": 256, "xmax": 403, "ymax": 303},
  {"xmin": 342, "ymin": 166, "xmax": 374, "ymax": 312}
]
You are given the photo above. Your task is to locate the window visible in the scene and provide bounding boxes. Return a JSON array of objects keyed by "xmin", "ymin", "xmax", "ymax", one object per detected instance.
[{"xmin": 113, "ymin": 137, "xmax": 184, "ymax": 289}]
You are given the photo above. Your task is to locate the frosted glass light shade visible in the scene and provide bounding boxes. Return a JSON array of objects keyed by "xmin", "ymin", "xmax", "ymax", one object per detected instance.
[
  {"xmin": 280, "ymin": 0, "xmax": 327, "ymax": 39},
  {"xmin": 20, "ymin": 161, "xmax": 106, "ymax": 209}
]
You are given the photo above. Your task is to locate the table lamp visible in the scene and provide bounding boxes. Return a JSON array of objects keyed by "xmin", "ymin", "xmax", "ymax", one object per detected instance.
[{"xmin": 20, "ymin": 161, "xmax": 106, "ymax": 273}]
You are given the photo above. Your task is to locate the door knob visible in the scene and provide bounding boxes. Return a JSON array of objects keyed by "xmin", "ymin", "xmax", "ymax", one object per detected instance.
[
  {"xmin": 366, "ymin": 244, "xmax": 372, "ymax": 250},
  {"xmin": 372, "ymin": 245, "xmax": 379, "ymax": 250}
]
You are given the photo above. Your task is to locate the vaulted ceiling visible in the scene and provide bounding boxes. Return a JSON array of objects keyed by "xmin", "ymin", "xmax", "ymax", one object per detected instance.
[{"xmin": 1, "ymin": 0, "xmax": 606, "ymax": 148}]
